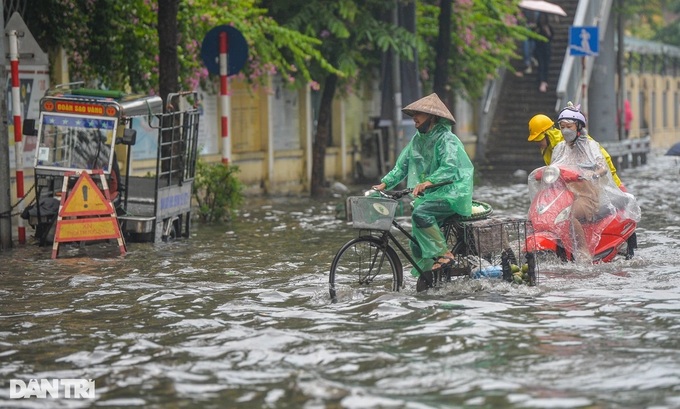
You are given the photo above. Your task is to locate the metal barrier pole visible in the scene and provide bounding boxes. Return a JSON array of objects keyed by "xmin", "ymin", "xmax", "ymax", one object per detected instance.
[
  {"xmin": 9, "ymin": 30, "xmax": 25, "ymax": 244},
  {"xmin": 219, "ymin": 31, "xmax": 230, "ymax": 164}
]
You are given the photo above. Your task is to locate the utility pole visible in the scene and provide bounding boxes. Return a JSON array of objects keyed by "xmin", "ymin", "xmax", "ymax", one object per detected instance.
[
  {"xmin": 391, "ymin": 3, "xmax": 402, "ymax": 168},
  {"xmin": 0, "ymin": 4, "xmax": 13, "ymax": 251},
  {"xmin": 616, "ymin": 0, "xmax": 626, "ymax": 141}
]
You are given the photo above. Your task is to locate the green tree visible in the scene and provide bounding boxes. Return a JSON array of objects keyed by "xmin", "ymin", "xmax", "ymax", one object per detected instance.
[
  {"xmin": 263, "ymin": 0, "xmax": 419, "ymax": 196},
  {"xmin": 647, "ymin": 0, "xmax": 680, "ymax": 45},
  {"xmin": 23, "ymin": 0, "xmax": 336, "ymax": 95},
  {"xmin": 264, "ymin": 0, "xmax": 532, "ymax": 195},
  {"xmin": 23, "ymin": 0, "xmax": 158, "ymax": 92},
  {"xmin": 617, "ymin": 0, "xmax": 677, "ymax": 40},
  {"xmin": 158, "ymin": 0, "xmax": 180, "ymax": 103},
  {"xmin": 419, "ymin": 0, "xmax": 533, "ymax": 103}
]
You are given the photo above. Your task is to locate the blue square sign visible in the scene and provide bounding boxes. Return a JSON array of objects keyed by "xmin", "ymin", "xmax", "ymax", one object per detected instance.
[{"xmin": 569, "ymin": 26, "xmax": 599, "ymax": 56}]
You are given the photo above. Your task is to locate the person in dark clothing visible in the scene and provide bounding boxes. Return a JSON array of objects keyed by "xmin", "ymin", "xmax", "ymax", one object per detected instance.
[
  {"xmin": 521, "ymin": 9, "xmax": 538, "ymax": 74},
  {"xmin": 534, "ymin": 12, "xmax": 553, "ymax": 92}
]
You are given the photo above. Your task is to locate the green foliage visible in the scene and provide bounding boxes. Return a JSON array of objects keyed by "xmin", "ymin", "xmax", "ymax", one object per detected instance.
[
  {"xmin": 263, "ymin": 0, "xmax": 419, "ymax": 94},
  {"xmin": 615, "ymin": 0, "xmax": 676, "ymax": 39},
  {"xmin": 192, "ymin": 159, "xmax": 244, "ymax": 223},
  {"xmin": 24, "ymin": 0, "xmax": 157, "ymax": 92},
  {"xmin": 23, "ymin": 0, "xmax": 339, "ymax": 94},
  {"xmin": 180, "ymin": 0, "xmax": 342, "ymax": 89},
  {"xmin": 650, "ymin": 0, "xmax": 680, "ymax": 45},
  {"xmin": 23, "ymin": 0, "xmax": 677, "ymax": 108},
  {"xmin": 416, "ymin": 0, "xmax": 530, "ymax": 100}
]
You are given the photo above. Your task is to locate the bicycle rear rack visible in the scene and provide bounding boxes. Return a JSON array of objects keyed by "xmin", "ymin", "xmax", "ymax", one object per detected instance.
[{"xmin": 441, "ymin": 217, "xmax": 538, "ymax": 286}]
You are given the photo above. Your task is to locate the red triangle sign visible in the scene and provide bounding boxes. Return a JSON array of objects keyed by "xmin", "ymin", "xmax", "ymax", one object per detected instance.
[{"xmin": 60, "ymin": 173, "xmax": 114, "ymax": 217}]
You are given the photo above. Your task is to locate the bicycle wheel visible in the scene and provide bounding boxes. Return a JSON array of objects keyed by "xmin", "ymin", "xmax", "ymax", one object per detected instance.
[{"xmin": 329, "ymin": 236, "xmax": 403, "ymax": 301}]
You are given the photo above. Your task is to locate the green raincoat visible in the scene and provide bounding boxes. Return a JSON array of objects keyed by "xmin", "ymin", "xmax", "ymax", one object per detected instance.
[{"xmin": 380, "ymin": 119, "xmax": 474, "ymax": 275}]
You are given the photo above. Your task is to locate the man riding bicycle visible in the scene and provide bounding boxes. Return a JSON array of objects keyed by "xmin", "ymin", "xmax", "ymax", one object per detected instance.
[{"xmin": 371, "ymin": 93, "xmax": 474, "ymax": 284}]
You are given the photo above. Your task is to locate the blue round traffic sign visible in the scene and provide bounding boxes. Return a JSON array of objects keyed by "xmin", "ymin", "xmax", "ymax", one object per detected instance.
[{"xmin": 200, "ymin": 25, "xmax": 249, "ymax": 76}]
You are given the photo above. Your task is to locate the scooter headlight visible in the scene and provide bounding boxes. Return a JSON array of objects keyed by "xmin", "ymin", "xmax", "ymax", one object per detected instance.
[{"xmin": 542, "ymin": 166, "xmax": 561, "ymax": 184}]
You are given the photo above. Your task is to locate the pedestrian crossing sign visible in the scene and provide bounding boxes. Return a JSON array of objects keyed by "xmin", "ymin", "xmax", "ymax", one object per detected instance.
[{"xmin": 569, "ymin": 26, "xmax": 599, "ymax": 56}]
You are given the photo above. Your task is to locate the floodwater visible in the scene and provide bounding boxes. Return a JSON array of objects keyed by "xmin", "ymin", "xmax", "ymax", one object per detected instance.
[{"xmin": 1, "ymin": 151, "xmax": 680, "ymax": 408}]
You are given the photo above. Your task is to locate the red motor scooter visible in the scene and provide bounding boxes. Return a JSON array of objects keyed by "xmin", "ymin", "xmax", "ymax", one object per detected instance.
[{"xmin": 525, "ymin": 165, "xmax": 638, "ymax": 263}]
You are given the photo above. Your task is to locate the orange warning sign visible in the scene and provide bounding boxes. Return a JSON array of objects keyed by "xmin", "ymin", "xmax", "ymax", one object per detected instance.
[
  {"xmin": 55, "ymin": 217, "xmax": 121, "ymax": 241},
  {"xmin": 60, "ymin": 172, "xmax": 114, "ymax": 217},
  {"xmin": 52, "ymin": 172, "xmax": 126, "ymax": 259}
]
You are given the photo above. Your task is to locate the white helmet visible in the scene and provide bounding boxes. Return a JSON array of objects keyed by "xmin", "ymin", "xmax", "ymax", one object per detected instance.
[{"xmin": 557, "ymin": 101, "xmax": 586, "ymax": 127}]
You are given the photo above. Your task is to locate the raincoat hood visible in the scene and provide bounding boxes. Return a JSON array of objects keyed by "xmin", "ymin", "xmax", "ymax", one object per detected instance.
[
  {"xmin": 538, "ymin": 128, "xmax": 564, "ymax": 166},
  {"xmin": 544, "ymin": 128, "xmax": 563, "ymax": 148}
]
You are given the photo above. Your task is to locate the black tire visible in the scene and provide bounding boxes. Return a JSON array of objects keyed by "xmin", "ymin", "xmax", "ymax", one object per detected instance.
[
  {"xmin": 162, "ymin": 219, "xmax": 177, "ymax": 242},
  {"xmin": 329, "ymin": 236, "xmax": 403, "ymax": 301},
  {"xmin": 556, "ymin": 245, "xmax": 569, "ymax": 262},
  {"xmin": 182, "ymin": 212, "xmax": 191, "ymax": 238},
  {"xmin": 624, "ymin": 232, "xmax": 637, "ymax": 259},
  {"xmin": 443, "ymin": 220, "xmax": 466, "ymax": 254}
]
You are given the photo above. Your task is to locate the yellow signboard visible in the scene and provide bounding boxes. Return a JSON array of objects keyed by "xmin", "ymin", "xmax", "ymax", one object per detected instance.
[
  {"xmin": 60, "ymin": 172, "xmax": 114, "ymax": 217},
  {"xmin": 51, "ymin": 172, "xmax": 126, "ymax": 258},
  {"xmin": 55, "ymin": 218, "xmax": 121, "ymax": 241}
]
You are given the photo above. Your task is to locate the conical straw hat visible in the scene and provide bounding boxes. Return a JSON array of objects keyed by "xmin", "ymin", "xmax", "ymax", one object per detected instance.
[{"xmin": 402, "ymin": 93, "xmax": 456, "ymax": 124}]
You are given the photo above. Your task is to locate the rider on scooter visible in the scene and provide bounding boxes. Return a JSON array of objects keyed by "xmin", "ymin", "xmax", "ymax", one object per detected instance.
[
  {"xmin": 550, "ymin": 103, "xmax": 640, "ymax": 261},
  {"xmin": 527, "ymin": 112, "xmax": 625, "ymax": 190}
]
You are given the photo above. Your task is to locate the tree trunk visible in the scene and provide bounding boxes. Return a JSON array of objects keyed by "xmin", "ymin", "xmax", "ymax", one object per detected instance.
[
  {"xmin": 158, "ymin": 0, "xmax": 179, "ymax": 105},
  {"xmin": 433, "ymin": 0, "xmax": 452, "ymax": 106},
  {"xmin": 311, "ymin": 73, "xmax": 338, "ymax": 197},
  {"xmin": 158, "ymin": 0, "xmax": 181, "ymax": 181}
]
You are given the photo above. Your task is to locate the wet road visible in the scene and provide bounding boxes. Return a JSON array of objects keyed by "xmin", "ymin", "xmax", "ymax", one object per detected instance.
[{"xmin": 1, "ymin": 151, "xmax": 680, "ymax": 408}]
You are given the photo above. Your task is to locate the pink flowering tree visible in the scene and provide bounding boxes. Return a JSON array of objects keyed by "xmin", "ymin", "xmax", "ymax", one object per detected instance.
[
  {"xmin": 418, "ymin": 0, "xmax": 533, "ymax": 103},
  {"xmin": 23, "ymin": 0, "xmax": 337, "ymax": 96},
  {"xmin": 24, "ymin": 0, "xmax": 535, "ymax": 196}
]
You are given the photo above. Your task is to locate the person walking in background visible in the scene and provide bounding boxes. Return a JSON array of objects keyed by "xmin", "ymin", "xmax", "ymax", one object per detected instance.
[
  {"xmin": 617, "ymin": 99, "xmax": 634, "ymax": 138},
  {"xmin": 624, "ymin": 99, "xmax": 633, "ymax": 137},
  {"xmin": 534, "ymin": 12, "xmax": 553, "ymax": 92},
  {"xmin": 521, "ymin": 9, "xmax": 538, "ymax": 75}
]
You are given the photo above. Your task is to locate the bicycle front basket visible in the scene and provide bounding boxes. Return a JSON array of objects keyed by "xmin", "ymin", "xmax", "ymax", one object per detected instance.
[{"xmin": 348, "ymin": 196, "xmax": 398, "ymax": 231}]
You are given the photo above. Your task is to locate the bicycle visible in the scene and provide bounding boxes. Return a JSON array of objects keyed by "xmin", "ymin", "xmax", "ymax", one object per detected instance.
[{"xmin": 328, "ymin": 184, "xmax": 498, "ymax": 301}]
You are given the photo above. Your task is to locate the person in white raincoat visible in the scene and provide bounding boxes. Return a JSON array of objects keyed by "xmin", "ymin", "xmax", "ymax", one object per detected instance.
[
  {"xmin": 372, "ymin": 93, "xmax": 474, "ymax": 280},
  {"xmin": 550, "ymin": 103, "xmax": 641, "ymax": 261}
]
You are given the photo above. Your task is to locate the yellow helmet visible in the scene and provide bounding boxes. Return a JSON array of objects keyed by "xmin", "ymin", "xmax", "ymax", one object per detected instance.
[{"xmin": 528, "ymin": 114, "xmax": 554, "ymax": 141}]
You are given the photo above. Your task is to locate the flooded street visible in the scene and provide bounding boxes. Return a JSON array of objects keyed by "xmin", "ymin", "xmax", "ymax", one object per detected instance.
[{"xmin": 1, "ymin": 150, "xmax": 680, "ymax": 408}]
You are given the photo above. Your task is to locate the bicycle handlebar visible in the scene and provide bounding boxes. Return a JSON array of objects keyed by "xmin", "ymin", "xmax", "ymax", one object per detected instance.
[{"xmin": 374, "ymin": 180, "xmax": 453, "ymax": 200}]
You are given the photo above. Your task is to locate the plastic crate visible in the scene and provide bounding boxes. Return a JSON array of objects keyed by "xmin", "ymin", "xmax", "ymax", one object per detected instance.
[{"xmin": 347, "ymin": 196, "xmax": 398, "ymax": 231}]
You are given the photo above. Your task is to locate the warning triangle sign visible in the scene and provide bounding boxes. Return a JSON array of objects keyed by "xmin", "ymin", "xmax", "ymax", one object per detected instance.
[{"xmin": 60, "ymin": 172, "xmax": 114, "ymax": 217}]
